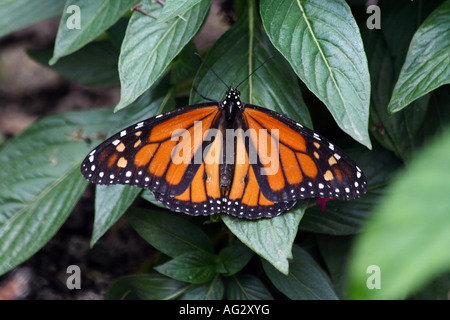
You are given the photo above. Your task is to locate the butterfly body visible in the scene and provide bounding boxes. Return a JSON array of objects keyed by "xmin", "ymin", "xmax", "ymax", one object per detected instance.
[{"xmin": 81, "ymin": 88, "xmax": 367, "ymax": 219}]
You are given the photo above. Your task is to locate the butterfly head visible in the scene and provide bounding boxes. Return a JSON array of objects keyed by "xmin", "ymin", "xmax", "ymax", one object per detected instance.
[{"xmin": 223, "ymin": 87, "xmax": 242, "ymax": 121}]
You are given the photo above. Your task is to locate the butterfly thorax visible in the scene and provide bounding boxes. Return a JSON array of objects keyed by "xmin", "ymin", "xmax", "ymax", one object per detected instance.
[
  {"xmin": 218, "ymin": 88, "xmax": 244, "ymax": 197},
  {"xmin": 222, "ymin": 88, "xmax": 243, "ymax": 121}
]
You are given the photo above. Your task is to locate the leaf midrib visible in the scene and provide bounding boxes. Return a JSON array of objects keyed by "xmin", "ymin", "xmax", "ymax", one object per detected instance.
[
  {"xmin": 0, "ymin": 163, "xmax": 82, "ymax": 232},
  {"xmin": 295, "ymin": 0, "xmax": 358, "ymax": 135},
  {"xmin": 126, "ymin": 2, "xmax": 203, "ymax": 101}
]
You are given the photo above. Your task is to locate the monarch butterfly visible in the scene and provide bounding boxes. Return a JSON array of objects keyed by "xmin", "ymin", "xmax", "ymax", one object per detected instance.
[{"xmin": 81, "ymin": 68, "xmax": 367, "ymax": 219}]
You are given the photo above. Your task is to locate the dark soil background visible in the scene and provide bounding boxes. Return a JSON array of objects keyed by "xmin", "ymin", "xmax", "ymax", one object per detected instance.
[{"xmin": 0, "ymin": 1, "xmax": 230, "ymax": 300}]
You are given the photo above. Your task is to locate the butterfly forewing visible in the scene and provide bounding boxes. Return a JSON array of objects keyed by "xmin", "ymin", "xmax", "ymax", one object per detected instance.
[
  {"xmin": 154, "ymin": 122, "xmax": 224, "ymax": 215},
  {"xmin": 81, "ymin": 104, "xmax": 222, "ymax": 197},
  {"xmin": 225, "ymin": 126, "xmax": 297, "ymax": 218},
  {"xmin": 241, "ymin": 105, "xmax": 367, "ymax": 202}
]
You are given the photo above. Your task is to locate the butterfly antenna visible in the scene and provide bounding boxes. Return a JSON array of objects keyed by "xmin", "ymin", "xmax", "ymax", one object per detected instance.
[
  {"xmin": 235, "ymin": 56, "xmax": 275, "ymax": 89},
  {"xmin": 192, "ymin": 86, "xmax": 215, "ymax": 102},
  {"xmin": 194, "ymin": 52, "xmax": 230, "ymax": 90}
]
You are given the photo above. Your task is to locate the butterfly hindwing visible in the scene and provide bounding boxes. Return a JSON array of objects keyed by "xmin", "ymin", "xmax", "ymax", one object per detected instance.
[{"xmin": 225, "ymin": 125, "xmax": 296, "ymax": 218}]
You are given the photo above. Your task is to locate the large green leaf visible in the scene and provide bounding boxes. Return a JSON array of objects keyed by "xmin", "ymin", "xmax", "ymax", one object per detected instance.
[
  {"xmin": 191, "ymin": 5, "xmax": 311, "ymax": 127},
  {"xmin": 116, "ymin": 0, "xmax": 211, "ymax": 111},
  {"xmin": 50, "ymin": 0, "xmax": 138, "ymax": 64},
  {"xmin": 0, "ymin": 0, "xmax": 64, "ymax": 38},
  {"xmin": 260, "ymin": 0, "xmax": 371, "ymax": 148},
  {"xmin": 262, "ymin": 244, "xmax": 338, "ymax": 299},
  {"xmin": 0, "ymin": 166, "xmax": 87, "ymax": 276},
  {"xmin": 348, "ymin": 128, "xmax": 450, "ymax": 299},
  {"xmin": 0, "ymin": 109, "xmax": 116, "ymax": 275},
  {"xmin": 222, "ymin": 207, "xmax": 304, "ymax": 276},
  {"xmin": 388, "ymin": 0, "xmax": 450, "ymax": 113},
  {"xmin": 126, "ymin": 208, "xmax": 214, "ymax": 258}
]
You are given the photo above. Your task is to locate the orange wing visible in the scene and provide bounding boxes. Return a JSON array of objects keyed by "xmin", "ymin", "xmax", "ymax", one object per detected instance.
[
  {"xmin": 225, "ymin": 126, "xmax": 296, "ymax": 218},
  {"xmin": 154, "ymin": 123, "xmax": 223, "ymax": 215},
  {"xmin": 81, "ymin": 103, "xmax": 222, "ymax": 198},
  {"xmin": 240, "ymin": 105, "xmax": 367, "ymax": 203}
]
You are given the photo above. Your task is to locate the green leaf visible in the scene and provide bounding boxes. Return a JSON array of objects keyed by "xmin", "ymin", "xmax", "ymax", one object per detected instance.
[
  {"xmin": 157, "ymin": 0, "xmax": 204, "ymax": 22},
  {"xmin": 191, "ymin": 6, "xmax": 312, "ymax": 127},
  {"xmin": 106, "ymin": 273, "xmax": 188, "ymax": 300},
  {"xmin": 262, "ymin": 244, "xmax": 338, "ymax": 300},
  {"xmin": 226, "ymin": 274, "xmax": 273, "ymax": 300},
  {"xmin": 216, "ymin": 244, "xmax": 254, "ymax": 276},
  {"xmin": 50, "ymin": 0, "xmax": 138, "ymax": 64},
  {"xmin": 388, "ymin": 0, "xmax": 450, "ymax": 113},
  {"xmin": 0, "ymin": 0, "xmax": 64, "ymax": 38},
  {"xmin": 0, "ymin": 109, "xmax": 114, "ymax": 276},
  {"xmin": 180, "ymin": 275, "xmax": 224, "ymax": 300},
  {"xmin": 115, "ymin": 0, "xmax": 211, "ymax": 111},
  {"xmin": 222, "ymin": 207, "xmax": 305, "ymax": 275},
  {"xmin": 155, "ymin": 251, "xmax": 216, "ymax": 284},
  {"xmin": 126, "ymin": 208, "xmax": 213, "ymax": 258},
  {"xmin": 29, "ymin": 40, "xmax": 120, "ymax": 86},
  {"xmin": 260, "ymin": 0, "xmax": 371, "ymax": 148},
  {"xmin": 0, "ymin": 166, "xmax": 87, "ymax": 276},
  {"xmin": 348, "ymin": 128, "xmax": 450, "ymax": 299},
  {"xmin": 90, "ymin": 184, "xmax": 141, "ymax": 246}
]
